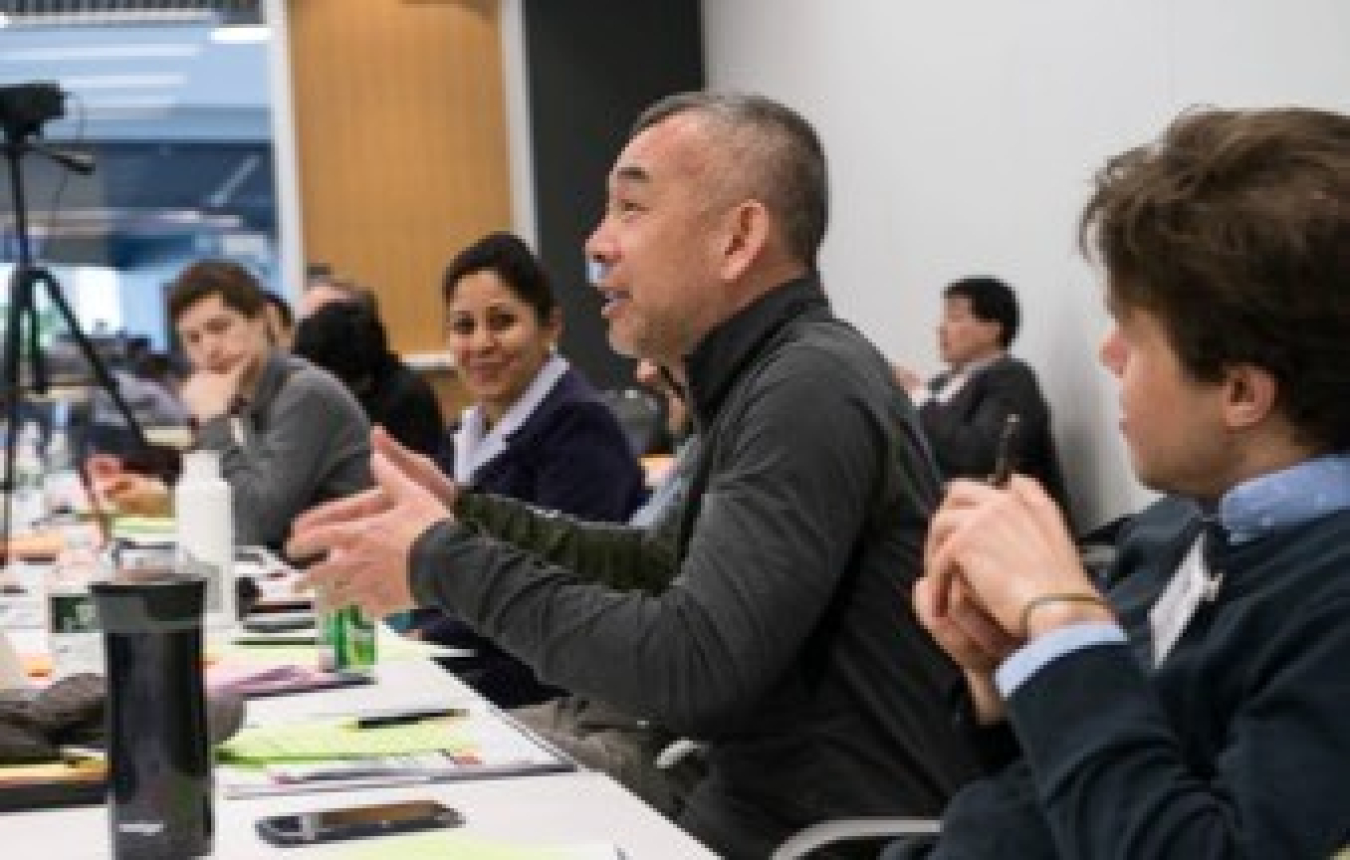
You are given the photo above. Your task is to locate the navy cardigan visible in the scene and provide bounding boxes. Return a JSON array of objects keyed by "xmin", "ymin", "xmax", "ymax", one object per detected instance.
[
  {"xmin": 416, "ymin": 366, "xmax": 645, "ymax": 707},
  {"xmin": 451, "ymin": 368, "xmax": 646, "ymax": 520}
]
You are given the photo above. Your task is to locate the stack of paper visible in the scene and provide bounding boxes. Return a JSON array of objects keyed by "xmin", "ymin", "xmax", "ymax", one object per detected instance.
[{"xmin": 217, "ymin": 711, "xmax": 572, "ymax": 797}]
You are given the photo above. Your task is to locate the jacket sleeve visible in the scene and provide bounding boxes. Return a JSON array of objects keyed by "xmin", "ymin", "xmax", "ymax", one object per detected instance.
[
  {"xmin": 528, "ymin": 401, "xmax": 645, "ymax": 522},
  {"xmin": 410, "ymin": 346, "xmax": 883, "ymax": 735},
  {"xmin": 920, "ymin": 361, "xmax": 1047, "ymax": 480},
  {"xmin": 1006, "ymin": 603, "xmax": 1350, "ymax": 859},
  {"xmin": 455, "ymin": 490, "xmax": 678, "ymax": 593},
  {"xmin": 197, "ymin": 370, "xmax": 371, "ymax": 546}
]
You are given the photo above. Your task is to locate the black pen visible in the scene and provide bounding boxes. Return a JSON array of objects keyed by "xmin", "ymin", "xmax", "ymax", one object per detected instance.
[
  {"xmin": 990, "ymin": 413, "xmax": 1021, "ymax": 488},
  {"xmin": 355, "ymin": 708, "xmax": 469, "ymax": 729},
  {"xmin": 233, "ymin": 635, "xmax": 318, "ymax": 646}
]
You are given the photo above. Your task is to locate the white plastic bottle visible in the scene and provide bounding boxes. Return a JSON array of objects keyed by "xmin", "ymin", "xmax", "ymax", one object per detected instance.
[
  {"xmin": 13, "ymin": 421, "xmax": 45, "ymax": 532},
  {"xmin": 47, "ymin": 528, "xmax": 106, "ymax": 678},
  {"xmin": 174, "ymin": 449, "xmax": 236, "ymax": 631},
  {"xmin": 43, "ymin": 426, "xmax": 81, "ymax": 518}
]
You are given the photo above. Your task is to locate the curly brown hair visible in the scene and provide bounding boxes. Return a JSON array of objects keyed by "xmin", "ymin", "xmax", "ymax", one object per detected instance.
[{"xmin": 1082, "ymin": 107, "xmax": 1350, "ymax": 453}]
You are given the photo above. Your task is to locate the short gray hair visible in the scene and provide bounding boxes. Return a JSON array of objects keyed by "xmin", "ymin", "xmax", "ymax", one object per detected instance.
[{"xmin": 634, "ymin": 92, "xmax": 828, "ymax": 268}]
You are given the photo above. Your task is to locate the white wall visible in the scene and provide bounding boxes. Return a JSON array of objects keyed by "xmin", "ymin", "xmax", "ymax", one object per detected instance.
[{"xmin": 702, "ymin": 0, "xmax": 1350, "ymax": 529}]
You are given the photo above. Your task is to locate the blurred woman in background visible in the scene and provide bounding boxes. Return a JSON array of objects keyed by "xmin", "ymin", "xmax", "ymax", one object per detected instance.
[{"xmin": 293, "ymin": 299, "xmax": 444, "ymax": 460}]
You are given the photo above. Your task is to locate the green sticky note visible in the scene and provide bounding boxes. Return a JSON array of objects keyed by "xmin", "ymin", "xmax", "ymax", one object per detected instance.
[{"xmin": 111, "ymin": 515, "xmax": 176, "ymax": 537}]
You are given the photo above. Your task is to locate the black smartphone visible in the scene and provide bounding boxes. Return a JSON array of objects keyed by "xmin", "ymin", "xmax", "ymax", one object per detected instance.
[{"xmin": 256, "ymin": 800, "xmax": 463, "ymax": 846}]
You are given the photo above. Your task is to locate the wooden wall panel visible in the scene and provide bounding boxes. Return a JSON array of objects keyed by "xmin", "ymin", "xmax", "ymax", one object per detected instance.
[{"xmin": 287, "ymin": 0, "xmax": 511, "ymax": 354}]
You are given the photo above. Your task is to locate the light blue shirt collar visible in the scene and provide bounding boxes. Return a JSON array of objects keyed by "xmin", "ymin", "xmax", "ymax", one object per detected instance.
[
  {"xmin": 453, "ymin": 353, "xmax": 569, "ymax": 485},
  {"xmin": 1218, "ymin": 454, "xmax": 1350, "ymax": 543}
]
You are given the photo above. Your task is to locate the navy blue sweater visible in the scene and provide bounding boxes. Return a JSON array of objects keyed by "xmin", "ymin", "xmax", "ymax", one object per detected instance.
[
  {"xmin": 926, "ymin": 498, "xmax": 1350, "ymax": 859},
  {"xmin": 454, "ymin": 369, "xmax": 646, "ymax": 520},
  {"xmin": 416, "ymin": 367, "xmax": 644, "ymax": 707}
]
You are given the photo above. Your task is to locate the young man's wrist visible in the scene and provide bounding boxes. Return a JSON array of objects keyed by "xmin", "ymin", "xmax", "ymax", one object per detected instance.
[{"xmin": 1020, "ymin": 592, "xmax": 1114, "ymax": 639}]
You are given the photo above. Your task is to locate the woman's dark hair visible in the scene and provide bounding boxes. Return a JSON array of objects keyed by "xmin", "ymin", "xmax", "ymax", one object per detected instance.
[
  {"xmin": 442, "ymin": 231, "xmax": 555, "ymax": 322},
  {"xmin": 292, "ymin": 301, "xmax": 390, "ymax": 390}
]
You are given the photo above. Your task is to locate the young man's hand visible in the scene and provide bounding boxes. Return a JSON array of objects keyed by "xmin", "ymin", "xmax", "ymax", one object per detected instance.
[
  {"xmin": 924, "ymin": 476, "xmax": 1112, "ymax": 640},
  {"xmin": 180, "ymin": 362, "xmax": 248, "ymax": 423},
  {"xmin": 914, "ymin": 575, "xmax": 1018, "ymax": 724},
  {"xmin": 101, "ymin": 473, "xmax": 171, "ymax": 516}
]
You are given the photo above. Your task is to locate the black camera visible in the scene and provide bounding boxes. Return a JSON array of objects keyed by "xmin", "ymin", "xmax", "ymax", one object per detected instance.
[{"xmin": 0, "ymin": 82, "xmax": 66, "ymax": 140}]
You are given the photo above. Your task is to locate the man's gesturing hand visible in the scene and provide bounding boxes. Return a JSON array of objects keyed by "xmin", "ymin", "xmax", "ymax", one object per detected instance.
[{"xmin": 289, "ymin": 450, "xmax": 451, "ymax": 617}]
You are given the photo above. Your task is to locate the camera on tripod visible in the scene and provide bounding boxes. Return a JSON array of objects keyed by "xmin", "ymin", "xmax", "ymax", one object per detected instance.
[
  {"xmin": 0, "ymin": 82, "xmax": 65, "ymax": 141},
  {"xmin": 1, "ymin": 78, "xmax": 146, "ymax": 546}
]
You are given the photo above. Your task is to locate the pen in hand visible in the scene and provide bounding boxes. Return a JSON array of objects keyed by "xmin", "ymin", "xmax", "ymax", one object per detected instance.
[
  {"xmin": 990, "ymin": 413, "xmax": 1021, "ymax": 488},
  {"xmin": 931, "ymin": 412, "xmax": 1024, "ymax": 619}
]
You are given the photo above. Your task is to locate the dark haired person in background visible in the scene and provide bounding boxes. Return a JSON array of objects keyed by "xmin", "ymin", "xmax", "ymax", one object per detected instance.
[
  {"xmin": 298, "ymin": 272, "xmax": 377, "ymax": 320},
  {"xmin": 293, "ymin": 300, "xmax": 444, "ymax": 460},
  {"xmin": 896, "ymin": 106, "xmax": 1350, "ymax": 859},
  {"xmin": 894, "ymin": 276, "xmax": 1070, "ymax": 517},
  {"xmin": 94, "ymin": 260, "xmax": 370, "ymax": 546}
]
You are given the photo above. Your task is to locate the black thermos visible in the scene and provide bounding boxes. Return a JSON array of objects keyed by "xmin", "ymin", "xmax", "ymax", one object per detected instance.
[{"xmin": 92, "ymin": 573, "xmax": 213, "ymax": 859}]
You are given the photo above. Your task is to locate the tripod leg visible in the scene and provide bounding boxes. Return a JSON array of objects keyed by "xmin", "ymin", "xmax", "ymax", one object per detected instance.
[
  {"xmin": 2, "ymin": 267, "xmax": 32, "ymax": 565},
  {"xmin": 31, "ymin": 269, "xmax": 148, "ymax": 450}
]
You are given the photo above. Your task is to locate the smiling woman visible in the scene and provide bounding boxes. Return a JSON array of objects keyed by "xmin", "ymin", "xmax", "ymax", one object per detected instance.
[
  {"xmin": 443, "ymin": 233, "xmax": 561, "ymax": 429},
  {"xmin": 407, "ymin": 231, "xmax": 647, "ymax": 708}
]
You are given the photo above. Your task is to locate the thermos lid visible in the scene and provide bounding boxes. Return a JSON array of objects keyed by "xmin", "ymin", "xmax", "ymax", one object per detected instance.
[{"xmin": 91, "ymin": 571, "xmax": 206, "ymax": 632}]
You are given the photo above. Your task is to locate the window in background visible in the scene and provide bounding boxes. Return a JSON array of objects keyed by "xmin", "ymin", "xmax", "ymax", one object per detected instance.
[{"xmin": 0, "ymin": 0, "xmax": 277, "ymax": 353}]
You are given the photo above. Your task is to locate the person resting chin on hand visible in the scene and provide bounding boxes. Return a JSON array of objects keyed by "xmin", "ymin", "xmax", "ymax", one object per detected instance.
[
  {"xmin": 86, "ymin": 259, "xmax": 372, "ymax": 547},
  {"xmin": 86, "ymin": 361, "xmax": 248, "ymax": 518}
]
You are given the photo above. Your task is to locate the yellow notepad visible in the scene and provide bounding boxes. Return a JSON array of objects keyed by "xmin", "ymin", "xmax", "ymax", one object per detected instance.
[{"xmin": 219, "ymin": 718, "xmax": 471, "ymax": 762}]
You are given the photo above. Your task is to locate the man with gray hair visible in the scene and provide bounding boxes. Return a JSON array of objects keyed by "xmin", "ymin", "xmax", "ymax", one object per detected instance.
[{"xmin": 290, "ymin": 92, "xmax": 977, "ymax": 857}]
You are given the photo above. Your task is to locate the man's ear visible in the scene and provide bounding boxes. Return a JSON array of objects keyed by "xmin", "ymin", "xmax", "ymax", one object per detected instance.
[
  {"xmin": 717, "ymin": 200, "xmax": 770, "ymax": 282},
  {"xmin": 1223, "ymin": 363, "xmax": 1279, "ymax": 430}
]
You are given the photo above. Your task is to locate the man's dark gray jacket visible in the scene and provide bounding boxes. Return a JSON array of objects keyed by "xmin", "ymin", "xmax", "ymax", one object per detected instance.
[{"xmin": 410, "ymin": 276, "xmax": 978, "ymax": 858}]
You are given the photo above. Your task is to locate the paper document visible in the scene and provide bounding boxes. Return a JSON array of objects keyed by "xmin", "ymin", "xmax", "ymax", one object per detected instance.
[
  {"xmin": 217, "ymin": 709, "xmax": 573, "ymax": 797},
  {"xmin": 221, "ymin": 717, "xmax": 473, "ymax": 760}
]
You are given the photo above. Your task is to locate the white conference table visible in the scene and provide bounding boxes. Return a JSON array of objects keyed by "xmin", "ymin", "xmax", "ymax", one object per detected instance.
[{"xmin": 3, "ymin": 639, "xmax": 718, "ymax": 859}]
